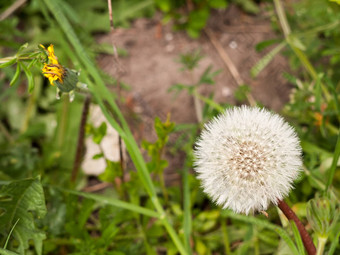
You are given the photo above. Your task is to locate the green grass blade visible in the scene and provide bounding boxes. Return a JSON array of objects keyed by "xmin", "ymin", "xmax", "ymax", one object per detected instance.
[
  {"xmin": 223, "ymin": 210, "xmax": 299, "ymax": 255},
  {"xmin": 183, "ymin": 167, "xmax": 192, "ymax": 254},
  {"xmin": 57, "ymin": 187, "xmax": 159, "ymax": 218},
  {"xmin": 290, "ymin": 221, "xmax": 306, "ymax": 255},
  {"xmin": 325, "ymin": 127, "xmax": 340, "ymax": 192},
  {"xmin": 327, "ymin": 229, "xmax": 340, "ymax": 255}
]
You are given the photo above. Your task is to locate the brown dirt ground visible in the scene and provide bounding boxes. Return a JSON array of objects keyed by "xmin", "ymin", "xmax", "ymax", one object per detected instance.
[{"xmin": 97, "ymin": 5, "xmax": 292, "ymax": 184}]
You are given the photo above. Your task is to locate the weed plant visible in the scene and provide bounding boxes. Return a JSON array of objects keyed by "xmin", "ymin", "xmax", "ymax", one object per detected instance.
[{"xmin": 0, "ymin": 0, "xmax": 339, "ymax": 255}]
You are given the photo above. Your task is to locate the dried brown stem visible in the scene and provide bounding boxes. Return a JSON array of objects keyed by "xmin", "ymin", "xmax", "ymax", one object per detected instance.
[
  {"xmin": 277, "ymin": 199, "xmax": 316, "ymax": 255},
  {"xmin": 71, "ymin": 95, "xmax": 91, "ymax": 182},
  {"xmin": 107, "ymin": 0, "xmax": 126, "ymax": 185},
  {"xmin": 204, "ymin": 28, "xmax": 256, "ymax": 107},
  {"xmin": 0, "ymin": 0, "xmax": 27, "ymax": 21}
]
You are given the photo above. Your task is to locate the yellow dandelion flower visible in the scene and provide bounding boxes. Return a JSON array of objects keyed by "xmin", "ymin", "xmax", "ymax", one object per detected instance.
[
  {"xmin": 40, "ymin": 44, "xmax": 65, "ymax": 86},
  {"xmin": 40, "ymin": 44, "xmax": 78, "ymax": 93},
  {"xmin": 42, "ymin": 63, "xmax": 66, "ymax": 85}
]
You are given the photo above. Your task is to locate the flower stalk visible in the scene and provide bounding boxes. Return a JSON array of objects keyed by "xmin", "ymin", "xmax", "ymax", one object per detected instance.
[{"xmin": 277, "ymin": 199, "xmax": 316, "ymax": 255}]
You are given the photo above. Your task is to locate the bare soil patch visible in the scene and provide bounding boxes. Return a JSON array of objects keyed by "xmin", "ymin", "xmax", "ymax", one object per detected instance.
[{"xmin": 96, "ymin": 5, "xmax": 292, "ymax": 183}]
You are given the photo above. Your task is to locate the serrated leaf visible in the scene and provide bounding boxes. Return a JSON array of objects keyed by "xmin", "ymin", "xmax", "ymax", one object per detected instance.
[
  {"xmin": 251, "ymin": 42, "xmax": 286, "ymax": 78},
  {"xmin": 0, "ymin": 177, "xmax": 46, "ymax": 255},
  {"xmin": 10, "ymin": 64, "xmax": 21, "ymax": 86}
]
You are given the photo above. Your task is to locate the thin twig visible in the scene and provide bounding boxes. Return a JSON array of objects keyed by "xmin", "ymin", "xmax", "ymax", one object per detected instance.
[
  {"xmin": 107, "ymin": 0, "xmax": 125, "ymax": 76},
  {"xmin": 71, "ymin": 95, "xmax": 91, "ymax": 182},
  {"xmin": 204, "ymin": 28, "xmax": 256, "ymax": 106},
  {"xmin": 107, "ymin": 0, "xmax": 126, "ymax": 187},
  {"xmin": 82, "ymin": 182, "xmax": 112, "ymax": 192},
  {"xmin": 0, "ymin": 0, "xmax": 27, "ymax": 21},
  {"xmin": 277, "ymin": 200, "xmax": 316, "ymax": 255}
]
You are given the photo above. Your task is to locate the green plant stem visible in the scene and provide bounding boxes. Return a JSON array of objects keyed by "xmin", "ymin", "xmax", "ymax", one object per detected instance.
[
  {"xmin": 221, "ymin": 219, "xmax": 231, "ymax": 254},
  {"xmin": 158, "ymin": 171, "xmax": 168, "ymax": 204},
  {"xmin": 192, "ymin": 90, "xmax": 224, "ymax": 113},
  {"xmin": 183, "ymin": 166, "xmax": 192, "ymax": 255},
  {"xmin": 316, "ymin": 236, "xmax": 327, "ymax": 255},
  {"xmin": 20, "ymin": 76, "xmax": 41, "ymax": 133},
  {"xmin": 57, "ymin": 96, "xmax": 69, "ymax": 148},
  {"xmin": 156, "ymin": 144, "xmax": 169, "ymax": 205},
  {"xmin": 273, "ymin": 0, "xmax": 331, "ymax": 101},
  {"xmin": 325, "ymin": 126, "xmax": 340, "ymax": 192},
  {"xmin": 277, "ymin": 200, "xmax": 316, "ymax": 255}
]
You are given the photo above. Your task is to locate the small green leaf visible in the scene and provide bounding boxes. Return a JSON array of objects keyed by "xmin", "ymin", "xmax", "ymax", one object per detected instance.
[
  {"xmin": 10, "ymin": 64, "xmax": 21, "ymax": 86},
  {"xmin": 0, "ymin": 58, "xmax": 16, "ymax": 68},
  {"xmin": 20, "ymin": 62, "xmax": 35, "ymax": 93},
  {"xmin": 0, "ymin": 248, "xmax": 20, "ymax": 255},
  {"xmin": 234, "ymin": 84, "xmax": 251, "ymax": 102},
  {"xmin": 93, "ymin": 122, "xmax": 107, "ymax": 144},
  {"xmin": 92, "ymin": 153, "xmax": 104, "ymax": 159},
  {"xmin": 27, "ymin": 58, "xmax": 38, "ymax": 69},
  {"xmin": 208, "ymin": 0, "xmax": 228, "ymax": 9},
  {"xmin": 198, "ymin": 66, "xmax": 221, "ymax": 85},
  {"xmin": 255, "ymin": 39, "xmax": 281, "ymax": 52},
  {"xmin": 99, "ymin": 161, "xmax": 122, "ymax": 182},
  {"xmin": 17, "ymin": 43, "xmax": 28, "ymax": 54},
  {"xmin": 251, "ymin": 42, "xmax": 286, "ymax": 78}
]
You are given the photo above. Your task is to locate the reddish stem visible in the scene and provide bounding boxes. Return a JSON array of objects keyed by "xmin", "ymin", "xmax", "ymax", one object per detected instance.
[{"xmin": 277, "ymin": 200, "xmax": 316, "ymax": 255}]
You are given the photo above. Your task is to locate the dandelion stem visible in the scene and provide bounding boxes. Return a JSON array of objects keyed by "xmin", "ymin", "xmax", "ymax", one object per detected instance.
[{"xmin": 277, "ymin": 200, "xmax": 316, "ymax": 255}]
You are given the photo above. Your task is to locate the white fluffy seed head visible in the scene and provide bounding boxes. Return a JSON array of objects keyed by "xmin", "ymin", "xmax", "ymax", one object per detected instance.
[{"xmin": 194, "ymin": 106, "xmax": 302, "ymax": 214}]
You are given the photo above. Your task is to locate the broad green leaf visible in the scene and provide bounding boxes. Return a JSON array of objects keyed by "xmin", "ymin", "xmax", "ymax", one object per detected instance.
[{"xmin": 0, "ymin": 177, "xmax": 46, "ymax": 255}]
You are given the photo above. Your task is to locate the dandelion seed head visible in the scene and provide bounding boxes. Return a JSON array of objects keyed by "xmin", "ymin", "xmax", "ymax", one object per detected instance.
[{"xmin": 194, "ymin": 106, "xmax": 302, "ymax": 214}]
